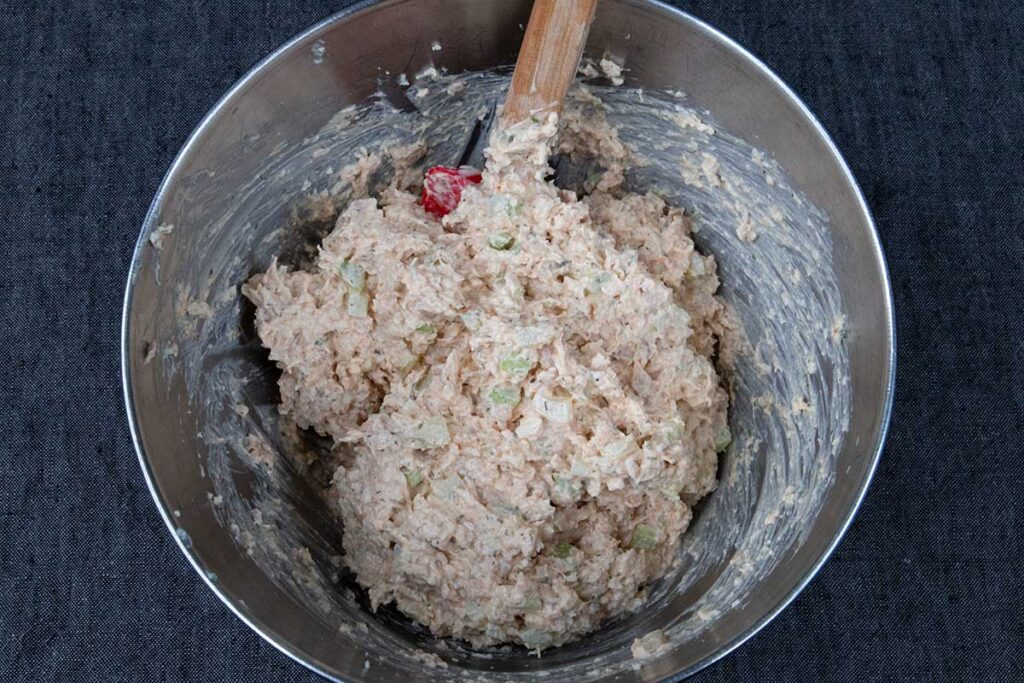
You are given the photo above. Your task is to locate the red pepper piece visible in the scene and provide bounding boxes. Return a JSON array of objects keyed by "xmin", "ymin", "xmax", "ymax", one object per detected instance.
[{"xmin": 421, "ymin": 165, "xmax": 483, "ymax": 218}]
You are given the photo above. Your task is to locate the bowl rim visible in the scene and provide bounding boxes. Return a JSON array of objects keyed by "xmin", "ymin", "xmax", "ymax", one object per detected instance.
[{"xmin": 121, "ymin": 0, "xmax": 896, "ymax": 680}]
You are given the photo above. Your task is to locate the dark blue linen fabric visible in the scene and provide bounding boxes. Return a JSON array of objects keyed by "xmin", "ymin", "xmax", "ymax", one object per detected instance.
[{"xmin": 1, "ymin": 1, "xmax": 1021, "ymax": 680}]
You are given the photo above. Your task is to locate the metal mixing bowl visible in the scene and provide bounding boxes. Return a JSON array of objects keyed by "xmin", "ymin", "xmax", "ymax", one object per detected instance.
[{"xmin": 122, "ymin": 0, "xmax": 895, "ymax": 680}]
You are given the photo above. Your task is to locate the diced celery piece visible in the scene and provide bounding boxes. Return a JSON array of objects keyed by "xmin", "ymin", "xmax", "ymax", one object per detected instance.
[
  {"xmin": 413, "ymin": 373, "xmax": 432, "ymax": 394},
  {"xmin": 519, "ymin": 629, "xmax": 552, "ymax": 650},
  {"xmin": 630, "ymin": 523, "xmax": 659, "ymax": 550},
  {"xmin": 433, "ymin": 474, "xmax": 463, "ymax": 500},
  {"xmin": 553, "ymin": 542, "xmax": 574, "ymax": 559},
  {"xmin": 490, "ymin": 500, "xmax": 520, "ymax": 518},
  {"xmin": 521, "ymin": 594, "xmax": 542, "ymax": 612},
  {"xmin": 339, "ymin": 260, "xmax": 366, "ymax": 289},
  {"xmin": 488, "ymin": 194, "xmax": 521, "ymax": 218},
  {"xmin": 714, "ymin": 426, "xmax": 732, "ymax": 452},
  {"xmin": 487, "ymin": 231, "xmax": 515, "ymax": 250},
  {"xmin": 393, "ymin": 349, "xmax": 418, "ymax": 372},
  {"xmin": 553, "ymin": 475, "xmax": 580, "ymax": 500},
  {"xmin": 409, "ymin": 416, "xmax": 450, "ymax": 449},
  {"xmin": 660, "ymin": 483, "xmax": 683, "ymax": 501},
  {"xmin": 402, "ymin": 599, "xmax": 429, "ymax": 622},
  {"xmin": 506, "ymin": 274, "xmax": 525, "ymax": 299},
  {"xmin": 499, "ymin": 352, "xmax": 533, "ymax": 378},
  {"xmin": 586, "ymin": 270, "xmax": 612, "ymax": 295},
  {"xmin": 688, "ymin": 252, "xmax": 706, "ymax": 277},
  {"xmin": 464, "ymin": 600, "xmax": 484, "ymax": 620},
  {"xmin": 488, "ymin": 386, "xmax": 520, "ymax": 406},
  {"xmin": 347, "ymin": 291, "xmax": 369, "ymax": 318},
  {"xmin": 662, "ymin": 419, "xmax": 686, "ymax": 442},
  {"xmin": 668, "ymin": 304, "xmax": 691, "ymax": 327},
  {"xmin": 568, "ymin": 461, "xmax": 589, "ymax": 478},
  {"xmin": 415, "ymin": 323, "xmax": 436, "ymax": 334},
  {"xmin": 402, "ymin": 468, "xmax": 422, "ymax": 488},
  {"xmin": 459, "ymin": 310, "xmax": 481, "ymax": 332}
]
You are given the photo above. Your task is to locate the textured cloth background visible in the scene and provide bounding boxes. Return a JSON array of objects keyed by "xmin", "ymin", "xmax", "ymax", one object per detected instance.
[{"xmin": 1, "ymin": 0, "xmax": 1021, "ymax": 680}]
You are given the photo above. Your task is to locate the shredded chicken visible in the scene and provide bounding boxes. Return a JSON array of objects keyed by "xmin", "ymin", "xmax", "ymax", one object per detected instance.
[{"xmin": 243, "ymin": 109, "xmax": 729, "ymax": 650}]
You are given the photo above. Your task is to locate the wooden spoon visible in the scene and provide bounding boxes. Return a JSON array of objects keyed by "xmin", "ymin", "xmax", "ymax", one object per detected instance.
[
  {"xmin": 422, "ymin": 0, "xmax": 598, "ymax": 216},
  {"xmin": 503, "ymin": 0, "xmax": 600, "ymax": 124}
]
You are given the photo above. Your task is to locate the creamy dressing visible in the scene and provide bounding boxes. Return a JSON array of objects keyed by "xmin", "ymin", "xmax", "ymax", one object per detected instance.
[{"xmin": 244, "ymin": 107, "xmax": 729, "ymax": 649}]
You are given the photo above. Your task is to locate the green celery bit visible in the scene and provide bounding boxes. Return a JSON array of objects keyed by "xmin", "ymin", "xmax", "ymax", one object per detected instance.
[
  {"xmin": 630, "ymin": 523, "xmax": 659, "ymax": 550},
  {"xmin": 346, "ymin": 291, "xmax": 369, "ymax": 318},
  {"xmin": 338, "ymin": 260, "xmax": 366, "ymax": 290},
  {"xmin": 403, "ymin": 468, "xmax": 422, "ymax": 487},
  {"xmin": 553, "ymin": 542, "xmax": 574, "ymax": 559},
  {"xmin": 520, "ymin": 629, "xmax": 552, "ymax": 650},
  {"xmin": 409, "ymin": 416, "xmax": 450, "ymax": 449},
  {"xmin": 714, "ymin": 426, "xmax": 732, "ymax": 452},
  {"xmin": 499, "ymin": 352, "xmax": 533, "ymax": 377},
  {"xmin": 553, "ymin": 476, "xmax": 580, "ymax": 500},
  {"xmin": 487, "ymin": 232, "xmax": 515, "ymax": 250},
  {"xmin": 459, "ymin": 310, "xmax": 481, "ymax": 331},
  {"xmin": 488, "ymin": 386, "xmax": 520, "ymax": 406}
]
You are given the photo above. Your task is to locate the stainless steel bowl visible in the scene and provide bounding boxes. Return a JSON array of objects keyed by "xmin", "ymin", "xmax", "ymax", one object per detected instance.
[{"xmin": 122, "ymin": 1, "xmax": 895, "ymax": 680}]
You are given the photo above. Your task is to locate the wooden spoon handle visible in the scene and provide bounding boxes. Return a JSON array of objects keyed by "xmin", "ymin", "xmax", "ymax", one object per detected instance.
[{"xmin": 502, "ymin": 0, "xmax": 599, "ymax": 125}]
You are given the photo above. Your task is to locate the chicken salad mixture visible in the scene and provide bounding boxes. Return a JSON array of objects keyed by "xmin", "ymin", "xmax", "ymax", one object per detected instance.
[{"xmin": 243, "ymin": 105, "xmax": 730, "ymax": 650}]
